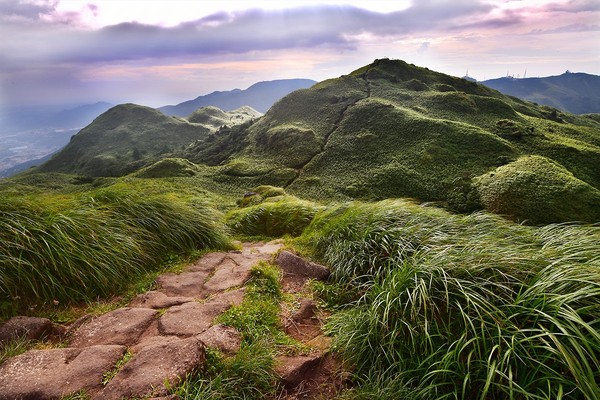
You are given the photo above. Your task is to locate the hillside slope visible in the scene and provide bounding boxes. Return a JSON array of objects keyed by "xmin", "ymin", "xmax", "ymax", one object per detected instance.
[
  {"xmin": 37, "ymin": 104, "xmax": 261, "ymax": 177},
  {"xmin": 159, "ymin": 79, "xmax": 316, "ymax": 116},
  {"xmin": 183, "ymin": 59, "xmax": 600, "ymax": 222},
  {"xmin": 481, "ymin": 72, "xmax": 600, "ymax": 114}
]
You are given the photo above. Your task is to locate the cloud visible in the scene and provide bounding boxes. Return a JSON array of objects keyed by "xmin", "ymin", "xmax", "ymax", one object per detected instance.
[
  {"xmin": 417, "ymin": 42, "xmax": 430, "ymax": 54},
  {"xmin": 1, "ymin": 3, "xmax": 503, "ymax": 65},
  {"xmin": 529, "ymin": 23, "xmax": 600, "ymax": 34},
  {"xmin": 0, "ymin": 0, "xmax": 57, "ymax": 21}
]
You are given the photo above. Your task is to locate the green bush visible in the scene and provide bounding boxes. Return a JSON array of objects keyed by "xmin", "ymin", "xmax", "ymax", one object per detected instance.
[{"xmin": 226, "ymin": 196, "xmax": 321, "ymax": 237}]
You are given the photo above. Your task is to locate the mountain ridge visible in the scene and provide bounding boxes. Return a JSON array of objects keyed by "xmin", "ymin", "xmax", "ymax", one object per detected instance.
[
  {"xmin": 159, "ymin": 79, "xmax": 317, "ymax": 116},
  {"xmin": 481, "ymin": 72, "xmax": 600, "ymax": 114}
]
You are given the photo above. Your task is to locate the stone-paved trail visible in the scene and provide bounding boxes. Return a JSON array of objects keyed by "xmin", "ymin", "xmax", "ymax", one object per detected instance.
[{"xmin": 0, "ymin": 241, "xmax": 342, "ymax": 400}]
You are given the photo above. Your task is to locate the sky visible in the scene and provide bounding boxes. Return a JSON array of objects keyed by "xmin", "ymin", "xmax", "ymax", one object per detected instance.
[{"xmin": 0, "ymin": 0, "xmax": 599, "ymax": 110}]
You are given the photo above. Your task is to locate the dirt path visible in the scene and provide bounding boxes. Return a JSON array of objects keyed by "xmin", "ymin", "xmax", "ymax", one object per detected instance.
[{"xmin": 0, "ymin": 242, "xmax": 344, "ymax": 400}]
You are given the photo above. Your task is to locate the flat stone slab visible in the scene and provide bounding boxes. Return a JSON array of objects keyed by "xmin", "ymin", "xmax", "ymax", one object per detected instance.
[
  {"xmin": 202, "ymin": 254, "xmax": 254, "ymax": 293},
  {"xmin": 70, "ymin": 307, "xmax": 157, "ymax": 347},
  {"xmin": 276, "ymin": 251, "xmax": 330, "ymax": 281},
  {"xmin": 155, "ymin": 270, "xmax": 212, "ymax": 298},
  {"xmin": 186, "ymin": 252, "xmax": 228, "ymax": 272},
  {"xmin": 129, "ymin": 290, "xmax": 193, "ymax": 309},
  {"xmin": 0, "ymin": 345, "xmax": 125, "ymax": 400},
  {"xmin": 246, "ymin": 240, "xmax": 284, "ymax": 256},
  {"xmin": 197, "ymin": 324, "xmax": 242, "ymax": 355},
  {"xmin": 0, "ymin": 316, "xmax": 64, "ymax": 344},
  {"xmin": 99, "ymin": 336, "xmax": 205, "ymax": 400},
  {"xmin": 158, "ymin": 289, "xmax": 245, "ymax": 337}
]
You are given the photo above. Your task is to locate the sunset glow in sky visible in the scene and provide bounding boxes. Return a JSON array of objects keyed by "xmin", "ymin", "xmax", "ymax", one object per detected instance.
[{"xmin": 1, "ymin": 0, "xmax": 598, "ymax": 109}]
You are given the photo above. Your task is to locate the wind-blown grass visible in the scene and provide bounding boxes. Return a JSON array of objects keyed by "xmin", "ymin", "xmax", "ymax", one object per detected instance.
[
  {"xmin": 297, "ymin": 200, "xmax": 600, "ymax": 399},
  {"xmin": 0, "ymin": 184, "xmax": 231, "ymax": 314}
]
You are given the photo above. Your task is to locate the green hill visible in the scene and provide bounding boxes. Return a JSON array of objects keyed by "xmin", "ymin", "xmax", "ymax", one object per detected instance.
[
  {"xmin": 37, "ymin": 104, "xmax": 261, "ymax": 177},
  {"xmin": 182, "ymin": 59, "xmax": 600, "ymax": 222}
]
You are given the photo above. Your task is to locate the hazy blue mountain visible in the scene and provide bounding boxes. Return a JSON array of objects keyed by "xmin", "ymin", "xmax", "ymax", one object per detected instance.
[
  {"xmin": 159, "ymin": 79, "xmax": 317, "ymax": 116},
  {"xmin": 1, "ymin": 102, "xmax": 113, "ymax": 135},
  {"xmin": 481, "ymin": 72, "xmax": 600, "ymax": 114},
  {"xmin": 0, "ymin": 152, "xmax": 56, "ymax": 178}
]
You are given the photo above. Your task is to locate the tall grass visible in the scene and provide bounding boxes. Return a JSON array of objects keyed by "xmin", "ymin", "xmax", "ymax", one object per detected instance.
[
  {"xmin": 0, "ymin": 185, "xmax": 231, "ymax": 312},
  {"xmin": 298, "ymin": 200, "xmax": 600, "ymax": 399}
]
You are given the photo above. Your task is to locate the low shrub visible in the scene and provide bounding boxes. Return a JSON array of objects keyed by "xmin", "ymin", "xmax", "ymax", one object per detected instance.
[{"xmin": 227, "ymin": 196, "xmax": 322, "ymax": 237}]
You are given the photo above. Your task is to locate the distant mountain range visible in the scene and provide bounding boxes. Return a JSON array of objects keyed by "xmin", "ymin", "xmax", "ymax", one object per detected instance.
[
  {"xmin": 0, "ymin": 79, "xmax": 313, "ymax": 177},
  {"xmin": 159, "ymin": 79, "xmax": 317, "ymax": 116},
  {"xmin": 481, "ymin": 72, "xmax": 600, "ymax": 114}
]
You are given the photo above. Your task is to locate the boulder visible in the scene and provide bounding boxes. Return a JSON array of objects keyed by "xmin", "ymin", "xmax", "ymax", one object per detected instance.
[
  {"xmin": 0, "ymin": 316, "xmax": 64, "ymax": 344},
  {"xmin": 275, "ymin": 251, "xmax": 329, "ymax": 280},
  {"xmin": 275, "ymin": 353, "xmax": 324, "ymax": 389}
]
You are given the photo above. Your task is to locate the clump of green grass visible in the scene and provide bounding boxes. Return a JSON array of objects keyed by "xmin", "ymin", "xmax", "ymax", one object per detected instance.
[
  {"xmin": 0, "ymin": 336, "xmax": 34, "ymax": 365},
  {"xmin": 226, "ymin": 196, "xmax": 321, "ymax": 237},
  {"xmin": 102, "ymin": 350, "xmax": 132, "ymax": 385},
  {"xmin": 298, "ymin": 199, "xmax": 600, "ymax": 399},
  {"xmin": 0, "ymin": 184, "xmax": 231, "ymax": 315},
  {"xmin": 174, "ymin": 342, "xmax": 276, "ymax": 400}
]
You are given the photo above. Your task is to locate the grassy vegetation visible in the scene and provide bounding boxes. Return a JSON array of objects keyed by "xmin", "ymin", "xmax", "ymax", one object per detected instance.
[
  {"xmin": 0, "ymin": 182, "xmax": 231, "ymax": 317},
  {"xmin": 295, "ymin": 199, "xmax": 600, "ymax": 399},
  {"xmin": 226, "ymin": 195, "xmax": 322, "ymax": 237},
  {"xmin": 174, "ymin": 262, "xmax": 292, "ymax": 399},
  {"xmin": 475, "ymin": 155, "xmax": 600, "ymax": 224}
]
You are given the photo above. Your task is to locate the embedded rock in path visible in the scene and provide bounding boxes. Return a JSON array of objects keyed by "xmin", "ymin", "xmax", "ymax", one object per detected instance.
[
  {"xmin": 158, "ymin": 288, "xmax": 245, "ymax": 337},
  {"xmin": 0, "ymin": 316, "xmax": 64, "ymax": 344},
  {"xmin": 275, "ymin": 251, "xmax": 330, "ymax": 280},
  {"xmin": 0, "ymin": 345, "xmax": 125, "ymax": 400},
  {"xmin": 292, "ymin": 298, "xmax": 318, "ymax": 322},
  {"xmin": 70, "ymin": 307, "xmax": 157, "ymax": 347},
  {"xmin": 186, "ymin": 252, "xmax": 228, "ymax": 272},
  {"xmin": 202, "ymin": 254, "xmax": 255, "ymax": 293},
  {"xmin": 276, "ymin": 353, "xmax": 325, "ymax": 389},
  {"xmin": 197, "ymin": 324, "xmax": 242, "ymax": 355},
  {"xmin": 241, "ymin": 240, "xmax": 283, "ymax": 257},
  {"xmin": 99, "ymin": 336, "xmax": 204, "ymax": 400},
  {"xmin": 155, "ymin": 270, "xmax": 212, "ymax": 298},
  {"xmin": 129, "ymin": 290, "xmax": 193, "ymax": 309}
]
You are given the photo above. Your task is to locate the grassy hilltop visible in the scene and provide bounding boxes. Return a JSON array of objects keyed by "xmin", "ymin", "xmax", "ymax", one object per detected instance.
[{"xmin": 1, "ymin": 59, "xmax": 599, "ymax": 399}]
